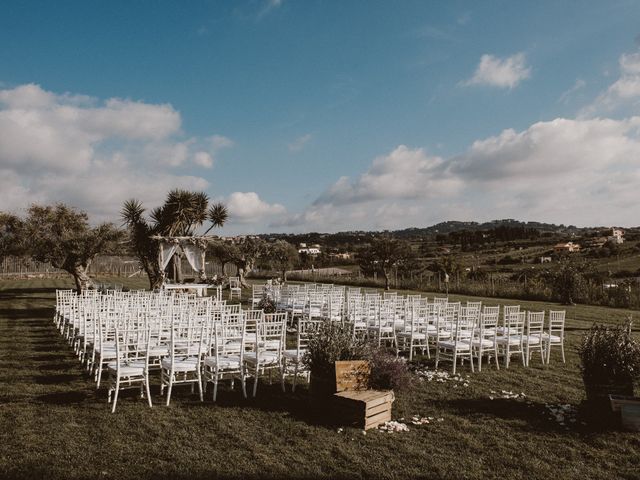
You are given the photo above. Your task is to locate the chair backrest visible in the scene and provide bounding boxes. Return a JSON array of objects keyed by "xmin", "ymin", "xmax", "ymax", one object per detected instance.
[
  {"xmin": 548, "ymin": 310, "xmax": 566, "ymax": 336},
  {"xmin": 114, "ymin": 317, "xmax": 150, "ymax": 368},
  {"xmin": 504, "ymin": 311, "xmax": 525, "ymax": 337},
  {"xmin": 503, "ymin": 305, "xmax": 521, "ymax": 323},
  {"xmin": 296, "ymin": 319, "xmax": 322, "ymax": 352},
  {"xmin": 483, "ymin": 305, "xmax": 500, "ymax": 316},
  {"xmin": 260, "ymin": 313, "xmax": 287, "ymax": 355},
  {"xmin": 224, "ymin": 303, "xmax": 241, "ymax": 315},
  {"xmin": 527, "ymin": 311, "xmax": 545, "ymax": 336},
  {"xmin": 479, "ymin": 311, "xmax": 499, "ymax": 337}
]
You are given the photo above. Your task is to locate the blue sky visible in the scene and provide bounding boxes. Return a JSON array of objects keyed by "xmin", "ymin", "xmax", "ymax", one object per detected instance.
[{"xmin": 1, "ymin": 0, "xmax": 640, "ymax": 233}]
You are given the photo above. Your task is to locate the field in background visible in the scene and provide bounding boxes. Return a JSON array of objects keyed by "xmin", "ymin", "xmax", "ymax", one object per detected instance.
[{"xmin": 1, "ymin": 277, "xmax": 639, "ymax": 479}]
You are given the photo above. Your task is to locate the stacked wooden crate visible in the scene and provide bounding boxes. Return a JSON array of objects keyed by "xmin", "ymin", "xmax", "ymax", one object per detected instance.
[{"xmin": 332, "ymin": 360, "xmax": 394, "ymax": 430}]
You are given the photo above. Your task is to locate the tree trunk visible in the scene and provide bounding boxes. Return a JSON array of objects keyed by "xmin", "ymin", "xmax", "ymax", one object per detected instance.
[
  {"xmin": 70, "ymin": 263, "xmax": 94, "ymax": 293},
  {"xmin": 282, "ymin": 268, "xmax": 287, "ymax": 283},
  {"xmin": 382, "ymin": 268, "xmax": 391, "ymax": 290}
]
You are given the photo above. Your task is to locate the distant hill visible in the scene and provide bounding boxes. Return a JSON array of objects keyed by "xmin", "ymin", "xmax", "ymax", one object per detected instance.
[
  {"xmin": 391, "ymin": 219, "xmax": 585, "ymax": 238},
  {"xmin": 259, "ymin": 219, "xmax": 594, "ymax": 246}
]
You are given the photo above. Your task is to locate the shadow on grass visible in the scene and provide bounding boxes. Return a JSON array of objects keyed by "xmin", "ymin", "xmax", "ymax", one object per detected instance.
[
  {"xmin": 434, "ymin": 396, "xmax": 619, "ymax": 434},
  {"xmin": 0, "ymin": 287, "xmax": 58, "ymax": 295},
  {"xmin": 0, "ymin": 307, "xmax": 54, "ymax": 319},
  {"xmin": 35, "ymin": 390, "xmax": 93, "ymax": 404},
  {"xmin": 207, "ymin": 381, "xmax": 338, "ymax": 429},
  {"xmin": 32, "ymin": 374, "xmax": 79, "ymax": 385}
]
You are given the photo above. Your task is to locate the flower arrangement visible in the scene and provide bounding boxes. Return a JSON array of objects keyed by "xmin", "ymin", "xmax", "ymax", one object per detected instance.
[
  {"xmin": 257, "ymin": 293, "xmax": 277, "ymax": 313},
  {"xmin": 367, "ymin": 347, "xmax": 411, "ymax": 392},
  {"xmin": 303, "ymin": 323, "xmax": 368, "ymax": 381},
  {"xmin": 578, "ymin": 320, "xmax": 640, "ymax": 403},
  {"xmin": 303, "ymin": 324, "xmax": 411, "ymax": 397}
]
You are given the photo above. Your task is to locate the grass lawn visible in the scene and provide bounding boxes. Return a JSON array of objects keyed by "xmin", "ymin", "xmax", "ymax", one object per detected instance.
[{"xmin": 1, "ymin": 277, "xmax": 639, "ymax": 480}]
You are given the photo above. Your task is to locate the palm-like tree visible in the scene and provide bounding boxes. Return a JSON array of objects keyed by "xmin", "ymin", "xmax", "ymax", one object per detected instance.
[{"xmin": 121, "ymin": 189, "xmax": 228, "ymax": 289}]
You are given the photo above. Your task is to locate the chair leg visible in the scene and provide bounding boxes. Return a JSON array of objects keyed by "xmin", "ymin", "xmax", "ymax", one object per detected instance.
[
  {"xmin": 452, "ymin": 351, "xmax": 457, "ymax": 375},
  {"xmin": 280, "ymin": 364, "xmax": 286, "ymax": 393},
  {"xmin": 166, "ymin": 375, "xmax": 173, "ymax": 406},
  {"xmin": 197, "ymin": 371, "xmax": 204, "ymax": 402},
  {"xmin": 96, "ymin": 362, "xmax": 103, "ymax": 389},
  {"xmin": 469, "ymin": 352, "xmax": 474, "ymax": 373},
  {"xmin": 546, "ymin": 342, "xmax": 551, "ymax": 364},
  {"xmin": 241, "ymin": 369, "xmax": 247, "ymax": 399},
  {"xmin": 478, "ymin": 349, "xmax": 482, "ymax": 372},
  {"xmin": 494, "ymin": 346, "xmax": 500, "ymax": 370},
  {"xmin": 292, "ymin": 361, "xmax": 299, "ymax": 392},
  {"xmin": 561, "ymin": 343, "xmax": 566, "ymax": 363},
  {"xmin": 111, "ymin": 379, "xmax": 120, "ymax": 413},
  {"xmin": 253, "ymin": 372, "xmax": 259, "ymax": 398},
  {"xmin": 145, "ymin": 377, "xmax": 153, "ymax": 408},
  {"xmin": 213, "ymin": 377, "xmax": 219, "ymax": 402}
]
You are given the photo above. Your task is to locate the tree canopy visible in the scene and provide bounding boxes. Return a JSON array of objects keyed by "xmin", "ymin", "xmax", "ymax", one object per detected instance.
[
  {"xmin": 357, "ymin": 237, "xmax": 415, "ymax": 290},
  {"xmin": 20, "ymin": 204, "xmax": 121, "ymax": 292}
]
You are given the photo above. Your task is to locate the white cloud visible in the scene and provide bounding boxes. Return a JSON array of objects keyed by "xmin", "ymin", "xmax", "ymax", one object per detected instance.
[
  {"xmin": 258, "ymin": 0, "xmax": 283, "ymax": 19},
  {"xmin": 210, "ymin": 134, "xmax": 234, "ymax": 150},
  {"xmin": 288, "ymin": 133, "xmax": 312, "ymax": 152},
  {"xmin": 314, "ymin": 145, "xmax": 461, "ymax": 206},
  {"xmin": 581, "ymin": 52, "xmax": 640, "ymax": 116},
  {"xmin": 463, "ymin": 53, "xmax": 531, "ymax": 89},
  {"xmin": 0, "ymin": 83, "xmax": 229, "ymax": 222},
  {"xmin": 226, "ymin": 192, "xmax": 286, "ymax": 223},
  {"xmin": 558, "ymin": 78, "xmax": 586, "ymax": 104},
  {"xmin": 193, "ymin": 151, "xmax": 214, "ymax": 168},
  {"xmin": 276, "ymin": 116, "xmax": 640, "ymax": 232}
]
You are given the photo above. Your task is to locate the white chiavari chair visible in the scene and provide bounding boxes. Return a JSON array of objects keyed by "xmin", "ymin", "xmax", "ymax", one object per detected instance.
[
  {"xmin": 243, "ymin": 312, "xmax": 286, "ymax": 397},
  {"xmin": 496, "ymin": 311, "xmax": 525, "ymax": 368},
  {"xmin": 472, "ymin": 310, "xmax": 500, "ymax": 371},
  {"xmin": 523, "ymin": 311, "xmax": 545, "ymax": 367},
  {"xmin": 544, "ymin": 310, "xmax": 566, "ymax": 364},
  {"xmin": 107, "ymin": 313, "xmax": 152, "ymax": 413}
]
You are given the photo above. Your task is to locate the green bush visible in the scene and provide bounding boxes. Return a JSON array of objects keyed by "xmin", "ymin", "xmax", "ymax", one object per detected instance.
[
  {"xmin": 303, "ymin": 323, "xmax": 368, "ymax": 379},
  {"xmin": 578, "ymin": 321, "xmax": 640, "ymax": 397}
]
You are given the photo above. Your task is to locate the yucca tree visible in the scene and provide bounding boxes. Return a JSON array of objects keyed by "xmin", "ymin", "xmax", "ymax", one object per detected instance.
[{"xmin": 121, "ymin": 189, "xmax": 228, "ymax": 289}]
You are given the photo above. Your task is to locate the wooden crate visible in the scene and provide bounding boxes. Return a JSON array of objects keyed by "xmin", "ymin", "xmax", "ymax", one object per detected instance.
[
  {"xmin": 333, "ymin": 389, "xmax": 395, "ymax": 430},
  {"xmin": 334, "ymin": 360, "xmax": 370, "ymax": 392},
  {"xmin": 609, "ymin": 394, "xmax": 640, "ymax": 413},
  {"xmin": 621, "ymin": 403, "xmax": 640, "ymax": 431}
]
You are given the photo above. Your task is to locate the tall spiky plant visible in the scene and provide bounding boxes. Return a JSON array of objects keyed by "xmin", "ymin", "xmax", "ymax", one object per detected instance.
[{"xmin": 121, "ymin": 191, "xmax": 228, "ymax": 288}]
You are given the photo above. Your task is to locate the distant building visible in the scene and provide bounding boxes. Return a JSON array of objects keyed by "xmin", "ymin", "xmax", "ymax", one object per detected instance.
[
  {"xmin": 329, "ymin": 252, "xmax": 352, "ymax": 260},
  {"xmin": 554, "ymin": 242, "xmax": 581, "ymax": 253},
  {"xmin": 540, "ymin": 256, "xmax": 552, "ymax": 264},
  {"xmin": 298, "ymin": 247, "xmax": 321, "ymax": 256},
  {"xmin": 608, "ymin": 227, "xmax": 624, "ymax": 245}
]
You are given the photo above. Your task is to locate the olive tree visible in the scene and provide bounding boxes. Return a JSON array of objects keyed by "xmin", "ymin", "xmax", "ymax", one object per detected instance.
[
  {"xmin": 357, "ymin": 236, "xmax": 414, "ymax": 290},
  {"xmin": 0, "ymin": 212, "xmax": 25, "ymax": 265},
  {"xmin": 230, "ymin": 237, "xmax": 267, "ymax": 288},
  {"xmin": 268, "ymin": 240, "xmax": 299, "ymax": 282},
  {"xmin": 22, "ymin": 204, "xmax": 122, "ymax": 292}
]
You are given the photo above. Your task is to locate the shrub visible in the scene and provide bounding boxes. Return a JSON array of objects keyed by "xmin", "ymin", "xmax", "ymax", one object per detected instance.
[
  {"xmin": 366, "ymin": 347, "xmax": 411, "ymax": 392},
  {"xmin": 303, "ymin": 323, "xmax": 368, "ymax": 379},
  {"xmin": 578, "ymin": 321, "xmax": 640, "ymax": 400},
  {"xmin": 257, "ymin": 294, "xmax": 276, "ymax": 313}
]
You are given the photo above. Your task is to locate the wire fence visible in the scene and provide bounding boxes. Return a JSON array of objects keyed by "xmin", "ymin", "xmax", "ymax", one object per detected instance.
[{"xmin": 0, "ymin": 256, "xmax": 237, "ymax": 278}]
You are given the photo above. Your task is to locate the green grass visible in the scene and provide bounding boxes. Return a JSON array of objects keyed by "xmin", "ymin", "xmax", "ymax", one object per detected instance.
[{"xmin": 1, "ymin": 277, "xmax": 640, "ymax": 480}]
